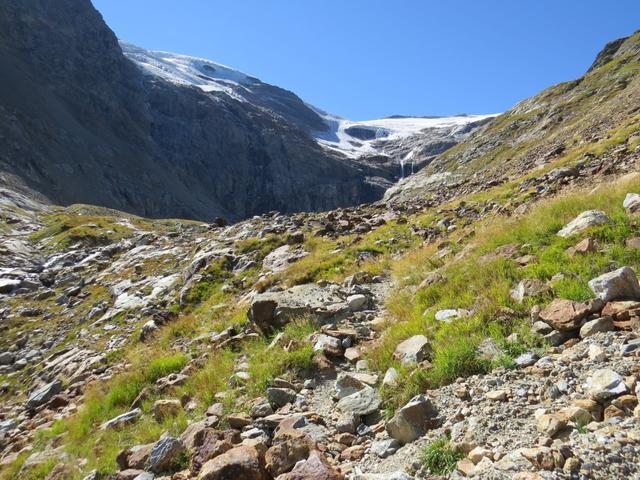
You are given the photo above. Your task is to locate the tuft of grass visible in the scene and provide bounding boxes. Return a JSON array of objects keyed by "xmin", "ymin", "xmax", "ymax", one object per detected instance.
[
  {"xmin": 245, "ymin": 318, "xmax": 317, "ymax": 397},
  {"xmin": 421, "ymin": 437, "xmax": 464, "ymax": 475},
  {"xmin": 61, "ymin": 352, "xmax": 187, "ymax": 440},
  {"xmin": 183, "ymin": 349, "xmax": 236, "ymax": 407}
]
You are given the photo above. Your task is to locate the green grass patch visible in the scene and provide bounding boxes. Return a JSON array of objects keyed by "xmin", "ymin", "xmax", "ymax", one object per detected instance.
[{"xmin": 421, "ymin": 436, "xmax": 463, "ymax": 475}]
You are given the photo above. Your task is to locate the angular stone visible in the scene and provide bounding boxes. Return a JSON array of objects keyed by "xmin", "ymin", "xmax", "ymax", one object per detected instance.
[
  {"xmin": 0, "ymin": 278, "xmax": 21, "ymax": 294},
  {"xmin": 100, "ymin": 409, "xmax": 142, "ymax": 430},
  {"xmin": 510, "ymin": 279, "xmax": 550, "ymax": 303},
  {"xmin": 336, "ymin": 385, "xmax": 382, "ymax": 417},
  {"xmin": 369, "ymin": 438, "xmax": 400, "ymax": 458},
  {"xmin": 435, "ymin": 308, "xmax": 470, "ymax": 322},
  {"xmin": 117, "ymin": 443, "xmax": 153, "ymax": 470},
  {"xmin": 514, "ymin": 351, "xmax": 539, "ymax": 367},
  {"xmin": 621, "ymin": 338, "xmax": 640, "ymax": 356},
  {"xmin": 0, "ymin": 352, "xmax": 15, "ymax": 366},
  {"xmin": 468, "ymin": 446, "xmax": 493, "ymax": 464},
  {"xmin": 266, "ymin": 388, "xmax": 297, "ymax": 409},
  {"xmin": 148, "ymin": 436, "xmax": 185, "ymax": 473},
  {"xmin": 623, "ymin": 192, "xmax": 640, "ymax": 213},
  {"xmin": 152, "ymin": 399, "xmax": 182, "ymax": 421},
  {"xmin": 382, "ymin": 368, "xmax": 399, "ymax": 387},
  {"xmin": 343, "ymin": 347, "xmax": 361, "ymax": 362},
  {"xmin": 191, "ymin": 430, "xmax": 238, "ymax": 474},
  {"xmin": 197, "ymin": 445, "xmax": 267, "ymax": 480},
  {"xmin": 334, "ymin": 373, "xmax": 366, "ymax": 400},
  {"xmin": 579, "ymin": 317, "xmax": 614, "ymax": 338},
  {"xmin": 386, "ymin": 394, "xmax": 435, "ymax": 443},
  {"xmin": 519, "ymin": 447, "xmax": 565, "ymax": 471},
  {"xmin": 393, "ymin": 335, "xmax": 431, "ymax": 364},
  {"xmin": 602, "ymin": 300, "xmax": 640, "ymax": 317},
  {"xmin": 557, "ymin": 407, "xmax": 593, "ymax": 425},
  {"xmin": 586, "ymin": 369, "xmax": 629, "ymax": 401},
  {"xmin": 539, "ymin": 299, "xmax": 589, "ymax": 331},
  {"xmin": 566, "ymin": 237, "xmax": 597, "ymax": 256},
  {"xmin": 588, "ymin": 267, "xmax": 640, "ymax": 302},
  {"xmin": 265, "ymin": 431, "xmax": 313, "ymax": 476},
  {"xmin": 486, "ymin": 389, "xmax": 508, "ymax": 401},
  {"xmin": 276, "ymin": 450, "xmax": 343, "ymax": 480},
  {"xmin": 476, "ymin": 337, "xmax": 503, "ymax": 361},
  {"xmin": 26, "ymin": 379, "xmax": 63, "ymax": 410},
  {"xmin": 313, "ymin": 334, "xmax": 343, "ymax": 357},
  {"xmin": 536, "ymin": 414, "xmax": 566, "ymax": 437},
  {"xmin": 557, "ymin": 210, "xmax": 610, "ymax": 238}
]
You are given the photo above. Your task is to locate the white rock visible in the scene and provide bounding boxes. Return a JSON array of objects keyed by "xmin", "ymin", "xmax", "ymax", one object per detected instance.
[
  {"xmin": 623, "ymin": 192, "xmax": 640, "ymax": 212},
  {"xmin": 579, "ymin": 317, "xmax": 614, "ymax": 338},
  {"xmin": 100, "ymin": 408, "xmax": 142, "ymax": 430},
  {"xmin": 347, "ymin": 294, "xmax": 368, "ymax": 311},
  {"xmin": 587, "ymin": 344, "xmax": 607, "ymax": 362},
  {"xmin": 557, "ymin": 210, "xmax": 610, "ymax": 238},
  {"xmin": 383, "ymin": 368, "xmax": 399, "ymax": 387},
  {"xmin": 435, "ymin": 308, "xmax": 470, "ymax": 322},
  {"xmin": 588, "ymin": 266, "xmax": 640, "ymax": 302},
  {"xmin": 586, "ymin": 369, "xmax": 628, "ymax": 401},
  {"xmin": 393, "ymin": 335, "xmax": 431, "ymax": 365}
]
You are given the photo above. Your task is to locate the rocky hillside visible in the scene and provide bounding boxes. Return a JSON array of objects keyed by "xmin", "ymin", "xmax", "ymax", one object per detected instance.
[
  {"xmin": 1, "ymin": 12, "xmax": 640, "ymax": 480},
  {"xmin": 386, "ymin": 31, "xmax": 640, "ymax": 207}
]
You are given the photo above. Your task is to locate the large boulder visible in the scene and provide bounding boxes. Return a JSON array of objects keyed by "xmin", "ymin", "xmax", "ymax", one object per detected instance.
[
  {"xmin": 539, "ymin": 299, "xmax": 589, "ymax": 331},
  {"xmin": 336, "ymin": 385, "xmax": 382, "ymax": 417},
  {"xmin": 197, "ymin": 445, "xmax": 268, "ymax": 480},
  {"xmin": 588, "ymin": 267, "xmax": 640, "ymax": 302},
  {"xmin": 248, "ymin": 285, "xmax": 348, "ymax": 334},
  {"xmin": 386, "ymin": 395, "xmax": 436, "ymax": 443},
  {"xmin": 393, "ymin": 335, "xmax": 432, "ymax": 365},
  {"xmin": 557, "ymin": 210, "xmax": 610, "ymax": 237},
  {"xmin": 26, "ymin": 380, "xmax": 63, "ymax": 409},
  {"xmin": 586, "ymin": 369, "xmax": 629, "ymax": 401},
  {"xmin": 148, "ymin": 436, "xmax": 185, "ymax": 473}
]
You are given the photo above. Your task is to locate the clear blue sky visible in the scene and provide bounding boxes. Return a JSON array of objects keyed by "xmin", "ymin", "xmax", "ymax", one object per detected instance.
[{"xmin": 92, "ymin": 0, "xmax": 639, "ymax": 120}]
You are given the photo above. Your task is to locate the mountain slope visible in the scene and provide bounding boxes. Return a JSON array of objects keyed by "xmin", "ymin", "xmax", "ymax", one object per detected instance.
[
  {"xmin": 122, "ymin": 43, "xmax": 495, "ymax": 180},
  {"xmin": 386, "ymin": 31, "xmax": 640, "ymax": 205},
  {"xmin": 0, "ymin": 0, "xmax": 388, "ymax": 222}
]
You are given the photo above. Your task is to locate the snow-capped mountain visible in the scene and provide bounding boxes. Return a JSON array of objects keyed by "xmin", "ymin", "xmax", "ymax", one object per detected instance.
[
  {"xmin": 0, "ymin": 0, "xmax": 495, "ymax": 224},
  {"xmin": 121, "ymin": 42, "xmax": 328, "ymax": 133},
  {"xmin": 122, "ymin": 43, "xmax": 496, "ymax": 164}
]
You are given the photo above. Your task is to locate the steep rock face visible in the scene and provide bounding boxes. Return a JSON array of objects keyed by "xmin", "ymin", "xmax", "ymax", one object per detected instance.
[
  {"xmin": 386, "ymin": 31, "xmax": 640, "ymax": 205},
  {"xmin": 0, "ymin": 0, "xmax": 384, "ymax": 221}
]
